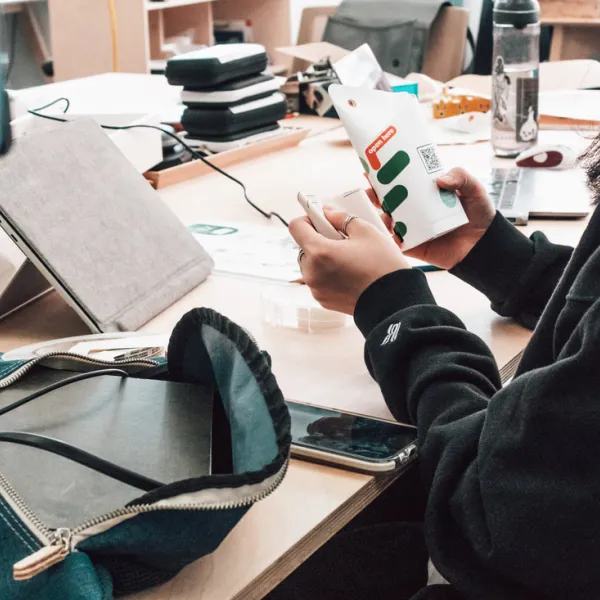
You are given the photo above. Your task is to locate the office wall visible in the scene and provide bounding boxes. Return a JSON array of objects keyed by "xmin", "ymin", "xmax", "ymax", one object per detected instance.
[
  {"xmin": 465, "ymin": 0, "xmax": 483, "ymax": 38},
  {"xmin": 290, "ymin": 0, "xmax": 340, "ymax": 43}
]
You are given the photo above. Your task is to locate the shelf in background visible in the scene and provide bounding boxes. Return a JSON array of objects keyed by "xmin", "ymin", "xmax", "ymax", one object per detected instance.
[{"xmin": 146, "ymin": 0, "xmax": 213, "ymax": 11}]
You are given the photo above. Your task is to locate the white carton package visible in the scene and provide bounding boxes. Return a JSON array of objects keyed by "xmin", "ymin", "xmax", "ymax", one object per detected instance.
[{"xmin": 329, "ymin": 84, "xmax": 468, "ymax": 250}]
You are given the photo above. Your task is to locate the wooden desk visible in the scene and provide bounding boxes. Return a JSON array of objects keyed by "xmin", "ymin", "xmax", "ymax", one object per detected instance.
[
  {"xmin": 0, "ymin": 77, "xmax": 593, "ymax": 600},
  {"xmin": 543, "ymin": 17, "xmax": 600, "ymax": 61}
]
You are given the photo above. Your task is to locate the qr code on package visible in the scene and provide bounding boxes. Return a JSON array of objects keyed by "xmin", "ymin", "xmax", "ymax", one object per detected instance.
[{"xmin": 417, "ymin": 144, "xmax": 443, "ymax": 174}]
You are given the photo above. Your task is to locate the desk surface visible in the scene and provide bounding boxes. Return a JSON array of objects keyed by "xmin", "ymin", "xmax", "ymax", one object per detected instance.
[{"xmin": 0, "ymin": 74, "xmax": 593, "ymax": 600}]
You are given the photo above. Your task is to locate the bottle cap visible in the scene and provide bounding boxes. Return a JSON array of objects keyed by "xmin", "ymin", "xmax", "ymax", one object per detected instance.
[{"xmin": 493, "ymin": 0, "xmax": 540, "ymax": 28}]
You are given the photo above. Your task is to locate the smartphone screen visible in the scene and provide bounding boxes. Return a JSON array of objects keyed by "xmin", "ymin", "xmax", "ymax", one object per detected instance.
[{"xmin": 287, "ymin": 401, "xmax": 416, "ymax": 462}]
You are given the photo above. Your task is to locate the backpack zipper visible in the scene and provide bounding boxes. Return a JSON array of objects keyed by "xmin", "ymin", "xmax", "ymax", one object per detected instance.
[
  {"xmin": 0, "ymin": 350, "xmax": 160, "ymax": 578},
  {"xmin": 6, "ymin": 457, "xmax": 289, "ymax": 580},
  {"xmin": 13, "ymin": 529, "xmax": 71, "ymax": 581},
  {"xmin": 0, "ymin": 352, "xmax": 160, "ymax": 389},
  {"xmin": 5, "ymin": 331, "xmax": 289, "ymax": 580}
]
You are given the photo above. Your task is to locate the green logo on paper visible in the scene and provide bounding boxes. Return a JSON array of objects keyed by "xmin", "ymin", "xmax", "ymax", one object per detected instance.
[
  {"xmin": 189, "ymin": 224, "xmax": 238, "ymax": 236},
  {"xmin": 394, "ymin": 222, "xmax": 408, "ymax": 239},
  {"xmin": 439, "ymin": 189, "xmax": 457, "ymax": 208},
  {"xmin": 374, "ymin": 150, "xmax": 411, "ymax": 242},
  {"xmin": 359, "ymin": 157, "xmax": 370, "ymax": 174},
  {"xmin": 364, "ymin": 127, "xmax": 414, "ymax": 242}
]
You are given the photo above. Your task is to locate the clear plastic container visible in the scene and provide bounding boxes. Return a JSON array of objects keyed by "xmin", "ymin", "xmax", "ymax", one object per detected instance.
[
  {"xmin": 261, "ymin": 285, "xmax": 349, "ymax": 333},
  {"xmin": 492, "ymin": 0, "xmax": 541, "ymax": 157}
]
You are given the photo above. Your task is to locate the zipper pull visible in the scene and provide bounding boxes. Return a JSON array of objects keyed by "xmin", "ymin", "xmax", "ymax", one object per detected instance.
[{"xmin": 13, "ymin": 528, "xmax": 71, "ymax": 581}]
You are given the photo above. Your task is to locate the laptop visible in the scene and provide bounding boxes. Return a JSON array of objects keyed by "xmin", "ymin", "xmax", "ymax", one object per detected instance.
[
  {"xmin": 0, "ymin": 119, "xmax": 213, "ymax": 332},
  {"xmin": 478, "ymin": 167, "xmax": 592, "ymax": 224}
]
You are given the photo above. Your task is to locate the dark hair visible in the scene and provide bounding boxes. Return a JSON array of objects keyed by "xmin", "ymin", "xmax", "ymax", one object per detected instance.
[{"xmin": 580, "ymin": 131, "xmax": 600, "ymax": 204}]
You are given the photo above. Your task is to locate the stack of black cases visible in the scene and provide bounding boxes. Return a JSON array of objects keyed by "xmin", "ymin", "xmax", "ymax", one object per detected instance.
[{"xmin": 166, "ymin": 44, "xmax": 287, "ymax": 152}]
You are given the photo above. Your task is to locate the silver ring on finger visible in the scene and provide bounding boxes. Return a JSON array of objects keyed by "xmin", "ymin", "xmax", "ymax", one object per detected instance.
[
  {"xmin": 341, "ymin": 215, "xmax": 358, "ymax": 237},
  {"xmin": 297, "ymin": 248, "xmax": 305, "ymax": 265}
]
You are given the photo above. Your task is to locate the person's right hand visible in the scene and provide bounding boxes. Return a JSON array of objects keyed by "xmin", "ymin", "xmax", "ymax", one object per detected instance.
[{"xmin": 370, "ymin": 167, "xmax": 496, "ymax": 270}]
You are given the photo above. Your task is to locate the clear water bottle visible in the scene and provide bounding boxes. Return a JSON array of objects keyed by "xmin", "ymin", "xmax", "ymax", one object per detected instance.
[{"xmin": 491, "ymin": 0, "xmax": 540, "ymax": 157}]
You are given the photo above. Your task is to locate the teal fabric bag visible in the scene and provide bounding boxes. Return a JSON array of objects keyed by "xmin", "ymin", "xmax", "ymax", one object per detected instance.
[{"xmin": 0, "ymin": 308, "xmax": 291, "ymax": 600}]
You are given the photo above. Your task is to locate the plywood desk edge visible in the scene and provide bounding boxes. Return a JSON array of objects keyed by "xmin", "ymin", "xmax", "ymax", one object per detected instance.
[{"xmin": 233, "ymin": 471, "xmax": 399, "ymax": 600}]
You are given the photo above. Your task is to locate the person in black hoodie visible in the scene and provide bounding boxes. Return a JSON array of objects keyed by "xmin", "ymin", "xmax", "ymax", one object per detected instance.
[{"xmin": 271, "ymin": 134, "xmax": 600, "ymax": 600}]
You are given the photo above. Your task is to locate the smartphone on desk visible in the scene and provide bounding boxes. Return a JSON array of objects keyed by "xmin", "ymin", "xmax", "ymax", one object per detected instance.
[{"xmin": 287, "ymin": 400, "xmax": 417, "ymax": 474}]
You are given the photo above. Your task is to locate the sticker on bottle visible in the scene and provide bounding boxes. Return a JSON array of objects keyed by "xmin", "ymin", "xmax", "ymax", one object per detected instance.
[{"xmin": 516, "ymin": 77, "xmax": 539, "ymax": 143}]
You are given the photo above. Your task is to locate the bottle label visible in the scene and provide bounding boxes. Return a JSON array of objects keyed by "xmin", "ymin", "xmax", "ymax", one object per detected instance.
[
  {"xmin": 516, "ymin": 77, "xmax": 539, "ymax": 143},
  {"xmin": 492, "ymin": 56, "xmax": 539, "ymax": 149},
  {"xmin": 492, "ymin": 57, "xmax": 511, "ymax": 127}
]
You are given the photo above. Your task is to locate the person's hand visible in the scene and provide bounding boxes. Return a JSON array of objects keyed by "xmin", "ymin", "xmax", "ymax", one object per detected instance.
[
  {"xmin": 369, "ymin": 167, "xmax": 495, "ymax": 270},
  {"xmin": 289, "ymin": 208, "xmax": 410, "ymax": 315}
]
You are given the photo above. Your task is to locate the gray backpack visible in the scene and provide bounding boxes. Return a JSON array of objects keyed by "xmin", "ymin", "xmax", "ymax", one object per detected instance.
[{"xmin": 323, "ymin": 0, "xmax": 471, "ymax": 78}]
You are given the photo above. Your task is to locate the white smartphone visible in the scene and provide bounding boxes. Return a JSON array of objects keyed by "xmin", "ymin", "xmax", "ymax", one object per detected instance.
[
  {"xmin": 336, "ymin": 188, "xmax": 389, "ymax": 235},
  {"xmin": 287, "ymin": 400, "xmax": 417, "ymax": 474},
  {"xmin": 297, "ymin": 192, "xmax": 344, "ymax": 240}
]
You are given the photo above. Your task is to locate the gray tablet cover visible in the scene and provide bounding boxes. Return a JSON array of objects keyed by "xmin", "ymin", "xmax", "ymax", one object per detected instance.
[{"xmin": 0, "ymin": 119, "xmax": 213, "ymax": 332}]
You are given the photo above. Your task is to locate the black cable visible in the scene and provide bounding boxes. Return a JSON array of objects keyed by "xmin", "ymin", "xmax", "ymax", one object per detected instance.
[
  {"xmin": 31, "ymin": 97, "xmax": 71, "ymax": 113},
  {"xmin": 5, "ymin": 14, "xmax": 18, "ymax": 84},
  {"xmin": 28, "ymin": 101, "xmax": 290, "ymax": 227},
  {"xmin": 0, "ymin": 431, "xmax": 163, "ymax": 491},
  {"xmin": 0, "ymin": 368, "xmax": 128, "ymax": 417}
]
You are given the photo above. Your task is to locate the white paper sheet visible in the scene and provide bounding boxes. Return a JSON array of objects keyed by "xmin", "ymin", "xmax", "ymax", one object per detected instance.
[
  {"xmin": 190, "ymin": 222, "xmax": 302, "ymax": 282},
  {"xmin": 540, "ymin": 90, "xmax": 600, "ymax": 122},
  {"xmin": 190, "ymin": 221, "xmax": 435, "ymax": 282}
]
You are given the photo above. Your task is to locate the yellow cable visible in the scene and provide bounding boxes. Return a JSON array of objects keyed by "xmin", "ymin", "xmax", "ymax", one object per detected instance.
[{"xmin": 107, "ymin": 0, "xmax": 119, "ymax": 72}]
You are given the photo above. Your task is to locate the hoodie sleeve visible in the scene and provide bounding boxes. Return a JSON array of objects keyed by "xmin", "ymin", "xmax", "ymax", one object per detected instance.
[
  {"xmin": 354, "ymin": 268, "xmax": 600, "ymax": 598},
  {"xmin": 450, "ymin": 213, "xmax": 573, "ymax": 329}
]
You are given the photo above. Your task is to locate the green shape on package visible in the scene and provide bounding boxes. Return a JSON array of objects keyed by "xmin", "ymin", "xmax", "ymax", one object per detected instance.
[
  {"xmin": 394, "ymin": 221, "xmax": 408, "ymax": 240},
  {"xmin": 383, "ymin": 185, "xmax": 408, "ymax": 214},
  {"xmin": 377, "ymin": 151, "xmax": 410, "ymax": 185},
  {"xmin": 359, "ymin": 157, "xmax": 370, "ymax": 174},
  {"xmin": 440, "ymin": 189, "xmax": 458, "ymax": 208}
]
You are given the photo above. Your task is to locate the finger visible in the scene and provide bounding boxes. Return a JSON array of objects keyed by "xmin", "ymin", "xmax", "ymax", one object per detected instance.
[
  {"xmin": 381, "ymin": 212, "xmax": 394, "ymax": 234},
  {"xmin": 436, "ymin": 167, "xmax": 487, "ymax": 198},
  {"xmin": 289, "ymin": 216, "xmax": 325, "ymax": 249},
  {"xmin": 322, "ymin": 208, "xmax": 369, "ymax": 237},
  {"xmin": 365, "ymin": 189, "xmax": 391, "ymax": 232},
  {"xmin": 365, "ymin": 188, "xmax": 382, "ymax": 210}
]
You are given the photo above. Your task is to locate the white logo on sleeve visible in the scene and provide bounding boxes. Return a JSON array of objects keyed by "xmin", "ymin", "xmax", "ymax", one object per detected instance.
[{"xmin": 381, "ymin": 322, "xmax": 401, "ymax": 346}]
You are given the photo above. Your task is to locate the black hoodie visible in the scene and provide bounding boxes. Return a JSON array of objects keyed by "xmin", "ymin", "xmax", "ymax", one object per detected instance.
[{"xmin": 354, "ymin": 207, "xmax": 600, "ymax": 599}]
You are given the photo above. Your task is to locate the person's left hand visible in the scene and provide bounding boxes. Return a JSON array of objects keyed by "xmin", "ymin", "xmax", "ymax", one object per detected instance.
[{"xmin": 289, "ymin": 208, "xmax": 411, "ymax": 315}]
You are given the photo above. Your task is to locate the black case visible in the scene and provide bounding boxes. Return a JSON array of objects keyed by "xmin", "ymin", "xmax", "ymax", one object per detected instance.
[
  {"xmin": 181, "ymin": 92, "xmax": 287, "ymax": 137},
  {"xmin": 181, "ymin": 74, "xmax": 280, "ymax": 108},
  {"xmin": 184, "ymin": 123, "xmax": 281, "ymax": 144},
  {"xmin": 166, "ymin": 44, "xmax": 268, "ymax": 88}
]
